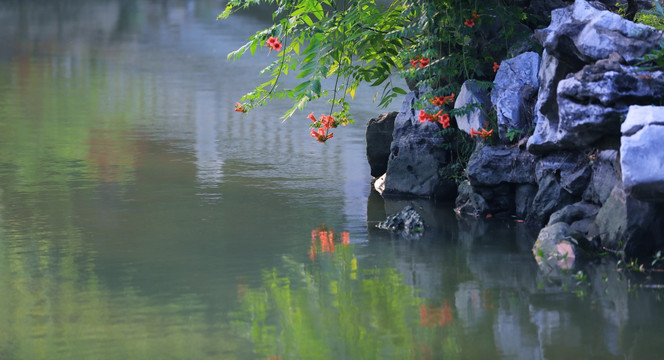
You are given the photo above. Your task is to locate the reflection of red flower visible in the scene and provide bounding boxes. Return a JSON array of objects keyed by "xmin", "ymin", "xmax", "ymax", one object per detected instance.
[
  {"xmin": 464, "ymin": 18, "xmax": 475, "ymax": 27},
  {"xmin": 341, "ymin": 231, "xmax": 350, "ymax": 245},
  {"xmin": 493, "ymin": 61, "xmax": 500, "ymax": 73},
  {"xmin": 419, "ymin": 301, "xmax": 453, "ymax": 327}
]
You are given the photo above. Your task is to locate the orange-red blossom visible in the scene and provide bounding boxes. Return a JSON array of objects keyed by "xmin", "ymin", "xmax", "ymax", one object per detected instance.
[
  {"xmin": 430, "ymin": 93, "xmax": 455, "ymax": 107},
  {"xmin": 419, "ymin": 110, "xmax": 451, "ymax": 128},
  {"xmin": 309, "ymin": 112, "xmax": 348, "ymax": 142},
  {"xmin": 266, "ymin": 36, "xmax": 282, "ymax": 51},
  {"xmin": 234, "ymin": 102, "xmax": 247, "ymax": 113},
  {"xmin": 470, "ymin": 127, "xmax": 494, "ymax": 139},
  {"xmin": 410, "ymin": 56, "xmax": 430, "ymax": 68},
  {"xmin": 493, "ymin": 61, "xmax": 500, "ymax": 73}
]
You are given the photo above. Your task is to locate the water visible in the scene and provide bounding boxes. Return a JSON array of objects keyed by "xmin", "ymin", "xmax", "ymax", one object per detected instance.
[{"xmin": 1, "ymin": 1, "xmax": 663, "ymax": 359}]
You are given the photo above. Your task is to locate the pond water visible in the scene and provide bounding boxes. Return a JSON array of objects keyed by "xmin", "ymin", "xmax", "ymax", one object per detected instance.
[{"xmin": 1, "ymin": 1, "xmax": 663, "ymax": 359}]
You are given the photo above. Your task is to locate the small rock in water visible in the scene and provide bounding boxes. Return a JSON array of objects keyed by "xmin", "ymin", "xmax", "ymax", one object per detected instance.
[{"xmin": 376, "ymin": 205, "xmax": 425, "ymax": 238}]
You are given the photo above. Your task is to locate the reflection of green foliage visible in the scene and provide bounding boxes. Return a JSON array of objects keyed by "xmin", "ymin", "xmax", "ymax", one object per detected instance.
[{"xmin": 231, "ymin": 246, "xmax": 462, "ymax": 360}]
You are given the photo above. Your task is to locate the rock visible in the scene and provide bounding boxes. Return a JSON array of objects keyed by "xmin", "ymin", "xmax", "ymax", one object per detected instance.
[
  {"xmin": 590, "ymin": 185, "xmax": 664, "ymax": 258},
  {"xmin": 556, "ymin": 55, "xmax": 664, "ymax": 149},
  {"xmin": 547, "ymin": 201, "xmax": 600, "ymax": 234},
  {"xmin": 376, "ymin": 205, "xmax": 425, "ymax": 239},
  {"xmin": 536, "ymin": 0, "xmax": 664, "ymax": 66},
  {"xmin": 515, "ymin": 183, "xmax": 538, "ymax": 219},
  {"xmin": 527, "ymin": 50, "xmax": 579, "ymax": 154},
  {"xmin": 527, "ymin": 0, "xmax": 664, "ymax": 155},
  {"xmin": 454, "ymin": 80, "xmax": 492, "ymax": 135},
  {"xmin": 491, "ymin": 51, "xmax": 541, "ymax": 140},
  {"xmin": 373, "ymin": 173, "xmax": 386, "ymax": 195},
  {"xmin": 532, "ymin": 222, "xmax": 576, "ymax": 270},
  {"xmin": 582, "ymin": 150, "xmax": 620, "ymax": 205},
  {"xmin": 383, "ymin": 90, "xmax": 457, "ymax": 199},
  {"xmin": 454, "ymin": 180, "xmax": 489, "ymax": 217},
  {"xmin": 366, "ymin": 112, "xmax": 397, "ymax": 178},
  {"xmin": 536, "ymin": 152, "xmax": 591, "ymax": 197},
  {"xmin": 526, "ymin": 152, "xmax": 590, "ymax": 226},
  {"xmin": 467, "ymin": 143, "xmax": 537, "ymax": 186},
  {"xmin": 620, "ymin": 105, "xmax": 664, "ymax": 201}
]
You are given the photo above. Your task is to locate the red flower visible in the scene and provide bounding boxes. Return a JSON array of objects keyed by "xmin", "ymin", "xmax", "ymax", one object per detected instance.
[
  {"xmin": 266, "ymin": 36, "xmax": 282, "ymax": 51},
  {"xmin": 472, "ymin": 11, "xmax": 480, "ymax": 20},
  {"xmin": 480, "ymin": 128, "xmax": 494, "ymax": 139},
  {"xmin": 470, "ymin": 128, "xmax": 482, "ymax": 137},
  {"xmin": 439, "ymin": 113, "xmax": 451, "ymax": 128},
  {"xmin": 464, "ymin": 18, "xmax": 475, "ymax": 28},
  {"xmin": 493, "ymin": 61, "xmax": 500, "ymax": 73},
  {"xmin": 311, "ymin": 128, "xmax": 333, "ymax": 143},
  {"xmin": 410, "ymin": 57, "xmax": 420, "ymax": 67},
  {"xmin": 430, "ymin": 93, "xmax": 455, "ymax": 107},
  {"xmin": 307, "ymin": 112, "xmax": 317, "ymax": 122},
  {"xmin": 234, "ymin": 102, "xmax": 247, "ymax": 113},
  {"xmin": 419, "ymin": 57, "xmax": 430, "ymax": 67}
]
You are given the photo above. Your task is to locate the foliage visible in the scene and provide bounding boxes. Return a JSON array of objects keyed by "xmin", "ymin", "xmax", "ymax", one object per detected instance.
[{"xmin": 219, "ymin": 0, "xmax": 531, "ymax": 141}]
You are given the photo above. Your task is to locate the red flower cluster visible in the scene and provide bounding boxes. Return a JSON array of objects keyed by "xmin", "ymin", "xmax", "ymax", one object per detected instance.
[
  {"xmin": 234, "ymin": 102, "xmax": 247, "ymax": 113},
  {"xmin": 419, "ymin": 109, "xmax": 451, "ymax": 128},
  {"xmin": 266, "ymin": 36, "xmax": 282, "ymax": 51},
  {"xmin": 410, "ymin": 56, "xmax": 430, "ymax": 68},
  {"xmin": 309, "ymin": 228, "xmax": 350, "ymax": 261},
  {"xmin": 430, "ymin": 93, "xmax": 455, "ymax": 107},
  {"xmin": 309, "ymin": 112, "xmax": 348, "ymax": 142},
  {"xmin": 470, "ymin": 127, "xmax": 494, "ymax": 139},
  {"xmin": 464, "ymin": 11, "xmax": 480, "ymax": 28},
  {"xmin": 493, "ymin": 61, "xmax": 500, "ymax": 73}
]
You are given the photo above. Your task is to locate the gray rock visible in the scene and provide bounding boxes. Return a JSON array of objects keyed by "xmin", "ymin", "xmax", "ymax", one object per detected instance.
[
  {"xmin": 376, "ymin": 205, "xmax": 425, "ymax": 239},
  {"xmin": 366, "ymin": 112, "xmax": 397, "ymax": 177},
  {"xmin": 527, "ymin": 50, "xmax": 579, "ymax": 154},
  {"xmin": 536, "ymin": 152, "xmax": 592, "ymax": 197},
  {"xmin": 467, "ymin": 143, "xmax": 537, "ymax": 186},
  {"xmin": 383, "ymin": 90, "xmax": 457, "ymax": 199},
  {"xmin": 491, "ymin": 52, "xmax": 541, "ymax": 140},
  {"xmin": 532, "ymin": 222, "xmax": 576, "ymax": 270},
  {"xmin": 556, "ymin": 56, "xmax": 664, "ymax": 149},
  {"xmin": 454, "ymin": 80, "xmax": 492, "ymax": 135},
  {"xmin": 582, "ymin": 150, "xmax": 620, "ymax": 205},
  {"xmin": 527, "ymin": 172, "xmax": 576, "ymax": 227},
  {"xmin": 620, "ymin": 105, "xmax": 664, "ymax": 201},
  {"xmin": 537, "ymin": 0, "xmax": 664, "ymax": 65},
  {"xmin": 590, "ymin": 185, "xmax": 664, "ymax": 257}
]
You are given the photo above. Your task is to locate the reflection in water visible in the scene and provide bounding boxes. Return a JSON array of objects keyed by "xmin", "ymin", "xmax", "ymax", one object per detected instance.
[{"xmin": 1, "ymin": 1, "xmax": 664, "ymax": 359}]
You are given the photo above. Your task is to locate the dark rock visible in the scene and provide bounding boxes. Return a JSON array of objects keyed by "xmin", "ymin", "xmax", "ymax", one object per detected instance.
[
  {"xmin": 535, "ymin": 152, "xmax": 592, "ymax": 197},
  {"xmin": 454, "ymin": 180, "xmax": 489, "ymax": 217},
  {"xmin": 515, "ymin": 183, "xmax": 538, "ymax": 219},
  {"xmin": 491, "ymin": 52, "xmax": 541, "ymax": 141},
  {"xmin": 583, "ymin": 150, "xmax": 620, "ymax": 205},
  {"xmin": 620, "ymin": 105, "xmax": 664, "ymax": 202},
  {"xmin": 366, "ymin": 112, "xmax": 398, "ymax": 178},
  {"xmin": 527, "ymin": 172, "xmax": 576, "ymax": 227},
  {"xmin": 590, "ymin": 185, "xmax": 664, "ymax": 258},
  {"xmin": 376, "ymin": 205, "xmax": 425, "ymax": 239},
  {"xmin": 467, "ymin": 143, "xmax": 537, "ymax": 186},
  {"xmin": 547, "ymin": 201, "xmax": 600, "ymax": 234},
  {"xmin": 383, "ymin": 90, "xmax": 457, "ymax": 199},
  {"xmin": 454, "ymin": 80, "xmax": 492, "ymax": 135}
]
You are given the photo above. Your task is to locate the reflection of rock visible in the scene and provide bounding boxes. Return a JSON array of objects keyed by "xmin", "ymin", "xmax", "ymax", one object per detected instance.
[{"xmin": 376, "ymin": 205, "xmax": 425, "ymax": 239}]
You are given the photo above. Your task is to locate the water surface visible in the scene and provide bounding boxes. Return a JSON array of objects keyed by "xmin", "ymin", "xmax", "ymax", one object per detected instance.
[{"xmin": 1, "ymin": 1, "xmax": 663, "ymax": 359}]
